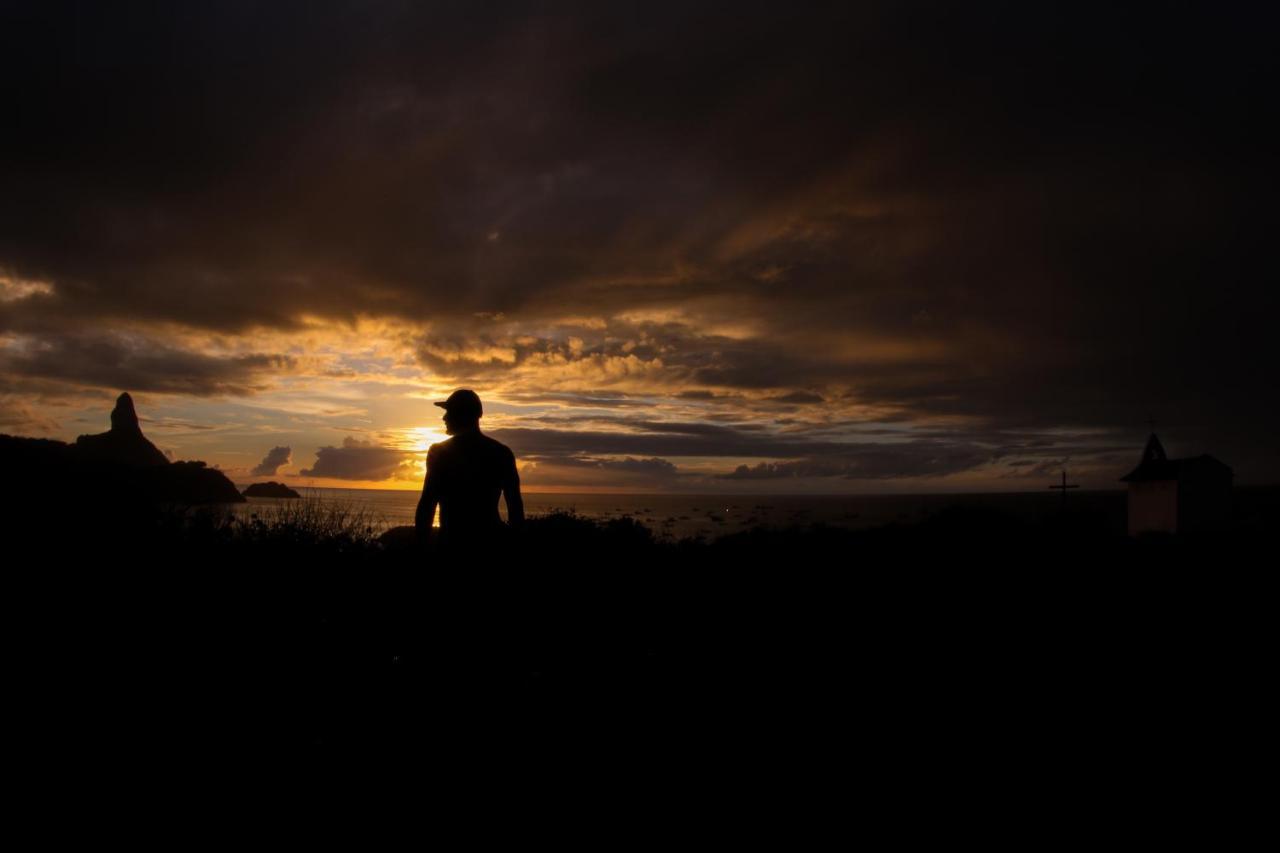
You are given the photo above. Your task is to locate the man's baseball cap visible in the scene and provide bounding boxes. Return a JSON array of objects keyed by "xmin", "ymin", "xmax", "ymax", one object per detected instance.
[{"xmin": 435, "ymin": 389, "xmax": 483, "ymax": 418}]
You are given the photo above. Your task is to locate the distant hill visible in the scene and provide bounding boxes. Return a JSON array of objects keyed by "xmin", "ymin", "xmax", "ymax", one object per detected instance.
[{"xmin": 243, "ymin": 482, "xmax": 301, "ymax": 498}]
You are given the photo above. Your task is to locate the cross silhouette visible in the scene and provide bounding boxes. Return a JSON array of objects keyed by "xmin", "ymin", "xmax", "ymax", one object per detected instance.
[{"xmin": 1048, "ymin": 469, "xmax": 1079, "ymax": 509}]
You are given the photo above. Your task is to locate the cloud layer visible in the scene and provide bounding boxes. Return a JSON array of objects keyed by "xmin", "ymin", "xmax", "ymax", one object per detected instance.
[{"xmin": 1, "ymin": 2, "xmax": 1275, "ymax": 486}]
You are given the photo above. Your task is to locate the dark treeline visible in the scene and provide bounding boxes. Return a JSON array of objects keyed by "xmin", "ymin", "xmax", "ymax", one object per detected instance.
[{"xmin": 5, "ymin": 488, "xmax": 1272, "ymax": 780}]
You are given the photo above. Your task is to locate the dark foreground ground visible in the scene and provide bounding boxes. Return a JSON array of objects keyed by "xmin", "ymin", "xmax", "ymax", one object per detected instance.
[{"xmin": 4, "ymin": 491, "xmax": 1274, "ymax": 807}]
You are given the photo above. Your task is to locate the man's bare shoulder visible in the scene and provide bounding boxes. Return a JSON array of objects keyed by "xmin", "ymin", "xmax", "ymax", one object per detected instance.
[{"xmin": 427, "ymin": 438, "xmax": 458, "ymax": 459}]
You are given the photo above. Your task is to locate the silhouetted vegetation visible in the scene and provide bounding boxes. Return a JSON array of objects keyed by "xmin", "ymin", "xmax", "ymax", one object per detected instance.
[{"xmin": 7, "ymin": 485, "xmax": 1274, "ymax": 768}]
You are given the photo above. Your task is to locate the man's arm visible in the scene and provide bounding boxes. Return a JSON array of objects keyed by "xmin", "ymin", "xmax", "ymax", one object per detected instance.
[
  {"xmin": 415, "ymin": 445, "xmax": 439, "ymax": 542},
  {"xmin": 503, "ymin": 451, "xmax": 524, "ymax": 530}
]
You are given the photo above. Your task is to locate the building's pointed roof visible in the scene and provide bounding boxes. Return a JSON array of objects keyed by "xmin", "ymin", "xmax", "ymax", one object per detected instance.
[
  {"xmin": 1121, "ymin": 433, "xmax": 1175, "ymax": 481},
  {"xmin": 1120, "ymin": 432, "xmax": 1233, "ymax": 482}
]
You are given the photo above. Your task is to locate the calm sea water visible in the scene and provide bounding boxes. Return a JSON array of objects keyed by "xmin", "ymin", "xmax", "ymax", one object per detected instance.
[{"xmin": 227, "ymin": 486, "xmax": 1129, "ymax": 540}]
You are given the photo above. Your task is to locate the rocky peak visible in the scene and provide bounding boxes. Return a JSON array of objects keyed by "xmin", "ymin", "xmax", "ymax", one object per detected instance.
[
  {"xmin": 110, "ymin": 392, "xmax": 142, "ymax": 434},
  {"xmin": 74, "ymin": 390, "xmax": 170, "ymax": 468}
]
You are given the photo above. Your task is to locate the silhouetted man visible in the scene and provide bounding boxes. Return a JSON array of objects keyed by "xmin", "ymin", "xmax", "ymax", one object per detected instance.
[{"xmin": 415, "ymin": 389, "xmax": 523, "ymax": 550}]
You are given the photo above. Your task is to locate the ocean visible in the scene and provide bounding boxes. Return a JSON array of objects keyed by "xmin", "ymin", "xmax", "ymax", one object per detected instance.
[{"xmin": 228, "ymin": 486, "xmax": 1131, "ymax": 540}]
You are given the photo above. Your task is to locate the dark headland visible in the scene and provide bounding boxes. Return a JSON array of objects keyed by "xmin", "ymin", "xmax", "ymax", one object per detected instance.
[{"xmin": 2, "ymin": 391, "xmax": 243, "ymax": 508}]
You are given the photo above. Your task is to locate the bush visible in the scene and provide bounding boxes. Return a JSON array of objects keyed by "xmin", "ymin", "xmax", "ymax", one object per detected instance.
[{"xmin": 233, "ymin": 496, "xmax": 385, "ymax": 548}]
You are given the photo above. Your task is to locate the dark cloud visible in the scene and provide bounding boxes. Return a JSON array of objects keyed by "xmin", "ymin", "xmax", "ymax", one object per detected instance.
[
  {"xmin": 0, "ymin": 331, "xmax": 295, "ymax": 396},
  {"xmin": 519, "ymin": 454, "xmax": 679, "ymax": 488},
  {"xmin": 720, "ymin": 444, "xmax": 993, "ymax": 481},
  {"xmin": 528, "ymin": 454, "xmax": 677, "ymax": 476},
  {"xmin": 0, "ymin": 2, "xmax": 1275, "ymax": 477},
  {"xmin": 299, "ymin": 437, "xmax": 416, "ymax": 481},
  {"xmin": 769, "ymin": 392, "xmax": 824, "ymax": 405},
  {"xmin": 604, "ymin": 455, "xmax": 675, "ymax": 473},
  {"xmin": 599, "ymin": 457, "xmax": 677, "ymax": 476},
  {"xmin": 490, "ymin": 426, "xmax": 832, "ymax": 458},
  {"xmin": 502, "ymin": 392, "xmax": 650, "ymax": 409},
  {"xmin": 251, "ymin": 446, "xmax": 293, "ymax": 477}
]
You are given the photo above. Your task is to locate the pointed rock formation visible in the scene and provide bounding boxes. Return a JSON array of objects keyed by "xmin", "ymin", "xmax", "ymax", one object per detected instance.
[
  {"xmin": 74, "ymin": 392, "xmax": 170, "ymax": 468},
  {"xmin": 110, "ymin": 390, "xmax": 143, "ymax": 432}
]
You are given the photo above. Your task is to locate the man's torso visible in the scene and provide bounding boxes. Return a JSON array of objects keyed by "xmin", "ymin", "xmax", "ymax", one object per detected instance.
[{"xmin": 426, "ymin": 433, "xmax": 515, "ymax": 535}]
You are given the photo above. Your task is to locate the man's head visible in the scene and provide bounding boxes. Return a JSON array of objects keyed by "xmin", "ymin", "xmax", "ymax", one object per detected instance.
[{"xmin": 435, "ymin": 389, "xmax": 483, "ymax": 435}]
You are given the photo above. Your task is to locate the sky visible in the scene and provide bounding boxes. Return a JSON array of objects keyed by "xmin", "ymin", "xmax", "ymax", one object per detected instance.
[{"xmin": 1, "ymin": 1, "xmax": 1275, "ymax": 493}]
